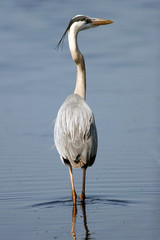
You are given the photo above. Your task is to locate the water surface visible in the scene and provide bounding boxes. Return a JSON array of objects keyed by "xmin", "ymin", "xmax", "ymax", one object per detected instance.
[{"xmin": 0, "ymin": 0, "xmax": 159, "ymax": 239}]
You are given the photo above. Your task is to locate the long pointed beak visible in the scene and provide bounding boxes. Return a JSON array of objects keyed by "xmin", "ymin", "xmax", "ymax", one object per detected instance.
[{"xmin": 92, "ymin": 18, "xmax": 114, "ymax": 26}]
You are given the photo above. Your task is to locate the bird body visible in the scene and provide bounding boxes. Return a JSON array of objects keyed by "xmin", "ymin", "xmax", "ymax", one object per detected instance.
[
  {"xmin": 54, "ymin": 15, "xmax": 114, "ymax": 203},
  {"xmin": 54, "ymin": 93, "xmax": 97, "ymax": 169}
]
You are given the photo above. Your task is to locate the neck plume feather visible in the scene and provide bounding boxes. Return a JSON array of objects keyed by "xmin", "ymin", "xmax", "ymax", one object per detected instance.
[{"xmin": 68, "ymin": 27, "xmax": 86, "ymax": 100}]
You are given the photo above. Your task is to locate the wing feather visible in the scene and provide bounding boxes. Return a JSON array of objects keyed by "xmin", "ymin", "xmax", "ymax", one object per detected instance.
[{"xmin": 54, "ymin": 94, "xmax": 97, "ymax": 168}]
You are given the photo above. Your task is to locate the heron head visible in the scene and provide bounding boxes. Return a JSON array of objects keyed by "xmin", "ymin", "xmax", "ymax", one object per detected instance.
[
  {"xmin": 69, "ymin": 15, "xmax": 114, "ymax": 32},
  {"xmin": 56, "ymin": 15, "xmax": 114, "ymax": 50}
]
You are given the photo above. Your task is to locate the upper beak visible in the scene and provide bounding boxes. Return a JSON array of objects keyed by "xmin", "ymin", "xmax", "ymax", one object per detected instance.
[{"xmin": 92, "ymin": 18, "xmax": 114, "ymax": 26}]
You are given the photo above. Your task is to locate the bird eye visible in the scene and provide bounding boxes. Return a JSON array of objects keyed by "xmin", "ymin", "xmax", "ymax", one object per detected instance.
[{"xmin": 85, "ymin": 18, "xmax": 92, "ymax": 24}]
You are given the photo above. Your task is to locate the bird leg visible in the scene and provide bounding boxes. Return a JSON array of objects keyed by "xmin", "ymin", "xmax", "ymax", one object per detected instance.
[
  {"xmin": 80, "ymin": 167, "xmax": 86, "ymax": 201},
  {"xmin": 68, "ymin": 164, "xmax": 77, "ymax": 204}
]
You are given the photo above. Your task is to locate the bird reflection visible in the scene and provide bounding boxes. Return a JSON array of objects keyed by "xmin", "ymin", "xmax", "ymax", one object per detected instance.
[
  {"xmin": 71, "ymin": 203, "xmax": 77, "ymax": 239},
  {"xmin": 71, "ymin": 202, "xmax": 90, "ymax": 240}
]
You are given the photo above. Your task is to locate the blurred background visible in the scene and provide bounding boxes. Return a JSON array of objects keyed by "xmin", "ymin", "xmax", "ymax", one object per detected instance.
[{"xmin": 0, "ymin": 0, "xmax": 159, "ymax": 239}]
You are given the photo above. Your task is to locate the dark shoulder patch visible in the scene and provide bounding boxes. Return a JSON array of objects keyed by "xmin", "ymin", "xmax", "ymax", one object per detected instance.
[
  {"xmin": 74, "ymin": 154, "xmax": 81, "ymax": 164},
  {"xmin": 62, "ymin": 157, "xmax": 70, "ymax": 165}
]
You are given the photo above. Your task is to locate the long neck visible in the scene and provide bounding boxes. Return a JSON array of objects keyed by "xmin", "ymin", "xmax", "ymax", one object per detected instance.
[{"xmin": 68, "ymin": 28, "xmax": 86, "ymax": 100}]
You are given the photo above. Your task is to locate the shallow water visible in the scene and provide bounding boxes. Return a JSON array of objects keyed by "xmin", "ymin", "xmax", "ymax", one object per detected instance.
[{"xmin": 0, "ymin": 0, "xmax": 160, "ymax": 239}]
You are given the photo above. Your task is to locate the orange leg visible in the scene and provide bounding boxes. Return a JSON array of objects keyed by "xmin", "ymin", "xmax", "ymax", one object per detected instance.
[
  {"xmin": 80, "ymin": 167, "xmax": 86, "ymax": 201},
  {"xmin": 68, "ymin": 164, "xmax": 77, "ymax": 204}
]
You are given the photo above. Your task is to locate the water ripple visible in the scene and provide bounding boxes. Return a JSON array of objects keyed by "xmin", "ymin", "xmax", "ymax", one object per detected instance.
[{"xmin": 31, "ymin": 195, "xmax": 135, "ymax": 209}]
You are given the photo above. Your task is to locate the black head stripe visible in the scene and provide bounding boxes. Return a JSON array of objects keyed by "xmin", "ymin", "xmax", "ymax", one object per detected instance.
[
  {"xmin": 70, "ymin": 15, "xmax": 87, "ymax": 25},
  {"xmin": 56, "ymin": 15, "xmax": 89, "ymax": 50}
]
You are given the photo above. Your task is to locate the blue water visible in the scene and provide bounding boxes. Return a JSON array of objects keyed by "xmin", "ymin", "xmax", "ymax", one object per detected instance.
[{"xmin": 0, "ymin": 0, "xmax": 160, "ymax": 239}]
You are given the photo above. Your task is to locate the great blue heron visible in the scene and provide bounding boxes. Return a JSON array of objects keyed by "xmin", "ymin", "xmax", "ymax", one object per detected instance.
[{"xmin": 54, "ymin": 15, "xmax": 114, "ymax": 204}]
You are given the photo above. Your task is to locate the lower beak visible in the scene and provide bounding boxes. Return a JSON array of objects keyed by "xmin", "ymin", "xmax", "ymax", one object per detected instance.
[{"xmin": 92, "ymin": 18, "xmax": 114, "ymax": 26}]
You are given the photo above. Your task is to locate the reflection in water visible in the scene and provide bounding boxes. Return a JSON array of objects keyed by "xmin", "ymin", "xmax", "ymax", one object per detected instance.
[
  {"xmin": 71, "ymin": 202, "xmax": 90, "ymax": 240},
  {"xmin": 31, "ymin": 196, "xmax": 132, "ymax": 239},
  {"xmin": 71, "ymin": 203, "xmax": 77, "ymax": 240}
]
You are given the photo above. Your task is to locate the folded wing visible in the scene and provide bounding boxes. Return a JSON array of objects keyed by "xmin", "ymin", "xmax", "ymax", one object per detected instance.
[{"xmin": 54, "ymin": 94, "xmax": 98, "ymax": 168}]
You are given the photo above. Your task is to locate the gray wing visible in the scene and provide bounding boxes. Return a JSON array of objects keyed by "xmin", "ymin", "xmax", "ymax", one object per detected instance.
[{"xmin": 54, "ymin": 94, "xmax": 98, "ymax": 168}]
